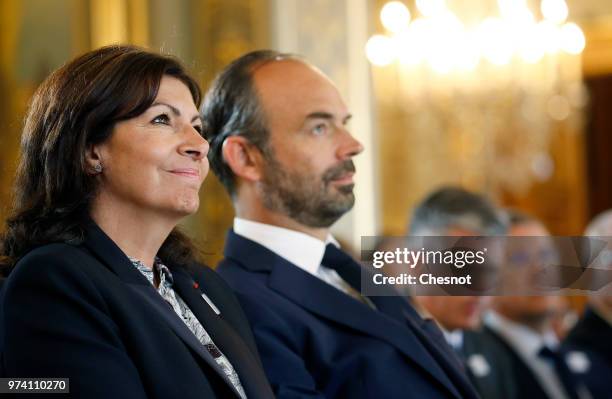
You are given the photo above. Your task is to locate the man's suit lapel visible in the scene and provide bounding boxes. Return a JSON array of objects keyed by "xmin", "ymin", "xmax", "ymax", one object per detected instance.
[
  {"xmin": 324, "ymin": 250, "xmax": 472, "ymax": 390},
  {"xmin": 126, "ymin": 284, "xmax": 243, "ymax": 398},
  {"xmin": 354, "ymin": 268, "xmax": 473, "ymax": 397},
  {"xmin": 273, "ymin": 259, "xmax": 474, "ymax": 399},
  {"xmin": 404, "ymin": 313, "xmax": 480, "ymax": 398},
  {"xmin": 224, "ymin": 230, "xmax": 464, "ymax": 399},
  {"xmin": 172, "ymin": 269, "xmax": 274, "ymax": 399},
  {"xmin": 82, "ymin": 222, "xmax": 244, "ymax": 398}
]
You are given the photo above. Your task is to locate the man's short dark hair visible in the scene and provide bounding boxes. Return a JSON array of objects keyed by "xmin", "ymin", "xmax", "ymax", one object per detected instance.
[
  {"xmin": 409, "ymin": 186, "xmax": 508, "ymax": 235},
  {"xmin": 201, "ymin": 49, "xmax": 297, "ymax": 195}
]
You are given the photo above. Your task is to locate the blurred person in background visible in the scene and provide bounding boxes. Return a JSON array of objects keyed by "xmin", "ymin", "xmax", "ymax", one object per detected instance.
[
  {"xmin": 561, "ymin": 210, "xmax": 612, "ymax": 399},
  {"xmin": 407, "ymin": 186, "xmax": 509, "ymax": 397},
  {"xmin": 201, "ymin": 50, "xmax": 480, "ymax": 399},
  {"xmin": 408, "ymin": 187, "xmax": 505, "ymax": 346},
  {"xmin": 0, "ymin": 45, "xmax": 273, "ymax": 399},
  {"xmin": 475, "ymin": 211, "xmax": 590, "ymax": 399}
]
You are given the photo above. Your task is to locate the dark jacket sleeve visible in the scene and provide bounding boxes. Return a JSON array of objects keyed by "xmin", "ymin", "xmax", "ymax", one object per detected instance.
[
  {"xmin": 234, "ymin": 292, "xmax": 325, "ymax": 399},
  {"xmin": 2, "ymin": 246, "xmax": 147, "ymax": 399}
]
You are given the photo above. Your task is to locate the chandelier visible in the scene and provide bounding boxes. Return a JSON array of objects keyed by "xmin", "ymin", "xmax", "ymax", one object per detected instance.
[{"xmin": 365, "ymin": 0, "xmax": 587, "ymax": 194}]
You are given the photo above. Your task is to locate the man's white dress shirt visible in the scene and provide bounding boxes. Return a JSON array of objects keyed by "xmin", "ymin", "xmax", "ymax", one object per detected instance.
[
  {"xmin": 234, "ymin": 218, "xmax": 370, "ymax": 306},
  {"xmin": 485, "ymin": 311, "xmax": 570, "ymax": 399}
]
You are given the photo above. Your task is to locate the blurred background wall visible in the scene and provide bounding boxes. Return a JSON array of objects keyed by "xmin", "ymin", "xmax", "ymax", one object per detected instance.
[{"xmin": 1, "ymin": 0, "xmax": 612, "ymax": 267}]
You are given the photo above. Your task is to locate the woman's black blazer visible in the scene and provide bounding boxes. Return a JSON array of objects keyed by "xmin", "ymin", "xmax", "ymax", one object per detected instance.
[{"xmin": 0, "ymin": 223, "xmax": 274, "ymax": 399}]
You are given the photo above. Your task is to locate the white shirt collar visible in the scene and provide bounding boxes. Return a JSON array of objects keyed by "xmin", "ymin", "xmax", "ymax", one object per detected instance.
[
  {"xmin": 484, "ymin": 311, "xmax": 573, "ymax": 399},
  {"xmin": 233, "ymin": 217, "xmax": 338, "ymax": 277},
  {"xmin": 442, "ymin": 329, "xmax": 464, "ymax": 351},
  {"xmin": 485, "ymin": 310, "xmax": 559, "ymax": 358}
]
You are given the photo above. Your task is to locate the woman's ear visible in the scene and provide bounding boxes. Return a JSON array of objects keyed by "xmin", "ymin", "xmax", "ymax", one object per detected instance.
[
  {"xmin": 221, "ymin": 136, "xmax": 265, "ymax": 183},
  {"xmin": 84, "ymin": 144, "xmax": 104, "ymax": 175}
]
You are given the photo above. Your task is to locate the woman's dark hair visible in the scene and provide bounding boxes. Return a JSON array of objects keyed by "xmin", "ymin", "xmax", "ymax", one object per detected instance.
[{"xmin": 0, "ymin": 45, "xmax": 202, "ymax": 271}]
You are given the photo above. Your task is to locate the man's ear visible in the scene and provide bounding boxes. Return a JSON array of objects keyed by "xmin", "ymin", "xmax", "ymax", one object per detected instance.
[{"xmin": 222, "ymin": 136, "xmax": 265, "ymax": 182}]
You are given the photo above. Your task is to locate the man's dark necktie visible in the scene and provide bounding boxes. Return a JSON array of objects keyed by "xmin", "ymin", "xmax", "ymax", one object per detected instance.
[
  {"xmin": 321, "ymin": 244, "xmax": 453, "ymax": 345},
  {"xmin": 321, "ymin": 244, "xmax": 476, "ymax": 397},
  {"xmin": 322, "ymin": 245, "xmax": 469, "ymax": 361},
  {"xmin": 321, "ymin": 243, "xmax": 405, "ymax": 317}
]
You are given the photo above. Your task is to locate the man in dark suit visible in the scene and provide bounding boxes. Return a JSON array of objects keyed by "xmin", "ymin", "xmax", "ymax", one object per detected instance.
[
  {"xmin": 201, "ymin": 50, "xmax": 480, "ymax": 398},
  {"xmin": 561, "ymin": 210, "xmax": 612, "ymax": 399},
  {"xmin": 405, "ymin": 187, "xmax": 508, "ymax": 398},
  {"xmin": 562, "ymin": 303, "xmax": 612, "ymax": 399},
  {"xmin": 463, "ymin": 212, "xmax": 590, "ymax": 399}
]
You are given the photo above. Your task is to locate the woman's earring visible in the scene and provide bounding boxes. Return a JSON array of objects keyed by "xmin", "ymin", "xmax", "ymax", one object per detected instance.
[{"xmin": 93, "ymin": 163, "xmax": 103, "ymax": 174}]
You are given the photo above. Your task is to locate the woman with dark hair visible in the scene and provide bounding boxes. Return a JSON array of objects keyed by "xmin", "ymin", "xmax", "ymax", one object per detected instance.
[{"xmin": 0, "ymin": 45, "xmax": 273, "ymax": 399}]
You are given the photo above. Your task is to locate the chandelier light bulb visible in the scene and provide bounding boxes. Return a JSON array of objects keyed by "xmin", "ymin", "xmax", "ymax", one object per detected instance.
[
  {"xmin": 479, "ymin": 18, "xmax": 513, "ymax": 66},
  {"xmin": 455, "ymin": 33, "xmax": 481, "ymax": 71},
  {"xmin": 416, "ymin": 0, "xmax": 446, "ymax": 18},
  {"xmin": 536, "ymin": 20, "xmax": 561, "ymax": 54},
  {"xmin": 520, "ymin": 37, "xmax": 546, "ymax": 64},
  {"xmin": 498, "ymin": 0, "xmax": 530, "ymax": 22},
  {"xmin": 395, "ymin": 30, "xmax": 425, "ymax": 66},
  {"xmin": 559, "ymin": 22, "xmax": 586, "ymax": 54},
  {"xmin": 541, "ymin": 0, "xmax": 569, "ymax": 25},
  {"xmin": 515, "ymin": 14, "xmax": 543, "ymax": 63},
  {"xmin": 380, "ymin": 1, "xmax": 411, "ymax": 34},
  {"xmin": 428, "ymin": 47, "xmax": 454, "ymax": 74},
  {"xmin": 365, "ymin": 35, "xmax": 396, "ymax": 66}
]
